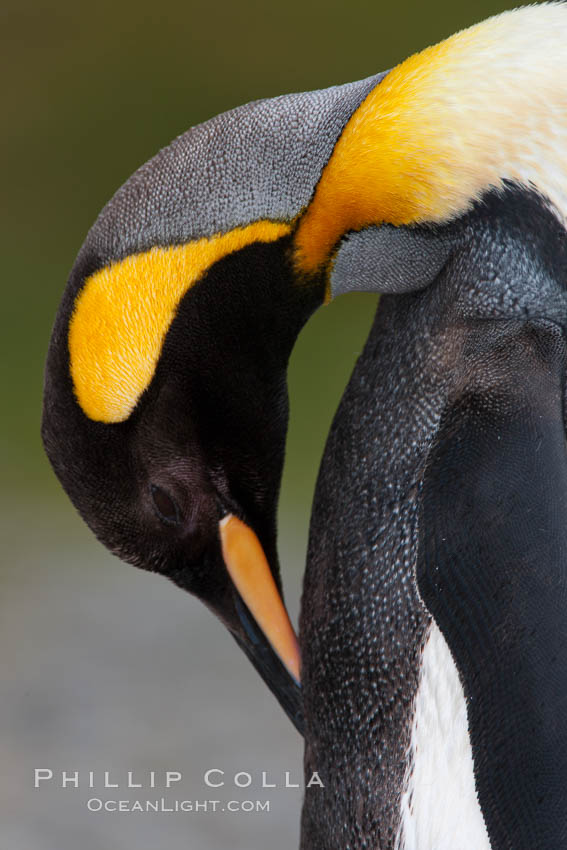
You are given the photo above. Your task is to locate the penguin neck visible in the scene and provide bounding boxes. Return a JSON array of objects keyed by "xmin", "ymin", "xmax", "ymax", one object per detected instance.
[
  {"xmin": 187, "ymin": 234, "xmax": 325, "ymax": 370},
  {"xmin": 300, "ymin": 197, "xmax": 567, "ymax": 848},
  {"xmin": 300, "ymin": 291, "xmax": 446, "ymax": 848}
]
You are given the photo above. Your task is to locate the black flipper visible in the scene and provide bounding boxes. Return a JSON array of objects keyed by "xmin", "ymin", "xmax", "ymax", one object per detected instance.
[{"xmin": 418, "ymin": 321, "xmax": 567, "ymax": 849}]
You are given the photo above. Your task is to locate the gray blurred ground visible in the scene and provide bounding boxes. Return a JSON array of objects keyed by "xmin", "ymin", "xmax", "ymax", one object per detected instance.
[{"xmin": 1, "ymin": 503, "xmax": 304, "ymax": 850}]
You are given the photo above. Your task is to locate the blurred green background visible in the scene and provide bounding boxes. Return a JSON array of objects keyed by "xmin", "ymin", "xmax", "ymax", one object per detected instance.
[{"xmin": 1, "ymin": 0, "xmax": 531, "ymax": 847}]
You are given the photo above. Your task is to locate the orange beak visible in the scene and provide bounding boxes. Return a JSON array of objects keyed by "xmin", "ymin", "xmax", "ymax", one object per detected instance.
[{"xmin": 219, "ymin": 514, "xmax": 301, "ymax": 684}]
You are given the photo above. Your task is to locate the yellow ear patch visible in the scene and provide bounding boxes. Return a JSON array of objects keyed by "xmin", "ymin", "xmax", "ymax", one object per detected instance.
[
  {"xmin": 295, "ymin": 4, "xmax": 567, "ymax": 272},
  {"xmin": 69, "ymin": 221, "xmax": 290, "ymax": 423}
]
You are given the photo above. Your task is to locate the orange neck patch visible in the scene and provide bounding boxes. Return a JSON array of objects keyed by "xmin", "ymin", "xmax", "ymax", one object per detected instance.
[
  {"xmin": 69, "ymin": 221, "xmax": 290, "ymax": 423},
  {"xmin": 294, "ymin": 5, "xmax": 567, "ymax": 273}
]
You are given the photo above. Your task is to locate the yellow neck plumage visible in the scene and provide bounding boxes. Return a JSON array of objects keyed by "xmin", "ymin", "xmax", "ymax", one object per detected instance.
[
  {"xmin": 294, "ymin": 3, "xmax": 567, "ymax": 272},
  {"xmin": 69, "ymin": 221, "xmax": 290, "ymax": 423}
]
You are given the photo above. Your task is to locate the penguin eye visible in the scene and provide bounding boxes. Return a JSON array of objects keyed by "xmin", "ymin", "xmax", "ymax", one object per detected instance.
[{"xmin": 150, "ymin": 484, "xmax": 180, "ymax": 526}]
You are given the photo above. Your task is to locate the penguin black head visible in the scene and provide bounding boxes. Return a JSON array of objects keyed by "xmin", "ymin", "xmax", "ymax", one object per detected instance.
[
  {"xmin": 42, "ymin": 74, "xmax": 388, "ymax": 733},
  {"xmin": 43, "ymin": 229, "xmax": 319, "ymax": 729},
  {"xmin": 43, "ymin": 3, "xmax": 567, "ymax": 746}
]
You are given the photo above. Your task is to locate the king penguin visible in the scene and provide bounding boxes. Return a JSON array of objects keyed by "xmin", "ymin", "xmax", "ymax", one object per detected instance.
[{"xmin": 43, "ymin": 5, "xmax": 567, "ymax": 848}]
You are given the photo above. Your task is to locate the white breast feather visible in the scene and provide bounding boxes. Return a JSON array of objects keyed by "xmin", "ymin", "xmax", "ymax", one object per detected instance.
[{"xmin": 396, "ymin": 623, "xmax": 492, "ymax": 850}]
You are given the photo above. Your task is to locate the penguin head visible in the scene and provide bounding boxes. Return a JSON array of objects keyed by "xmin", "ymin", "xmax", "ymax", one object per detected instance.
[
  {"xmin": 42, "ymin": 73, "xmax": 387, "ymax": 732},
  {"xmin": 43, "ymin": 229, "xmax": 315, "ymax": 729}
]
